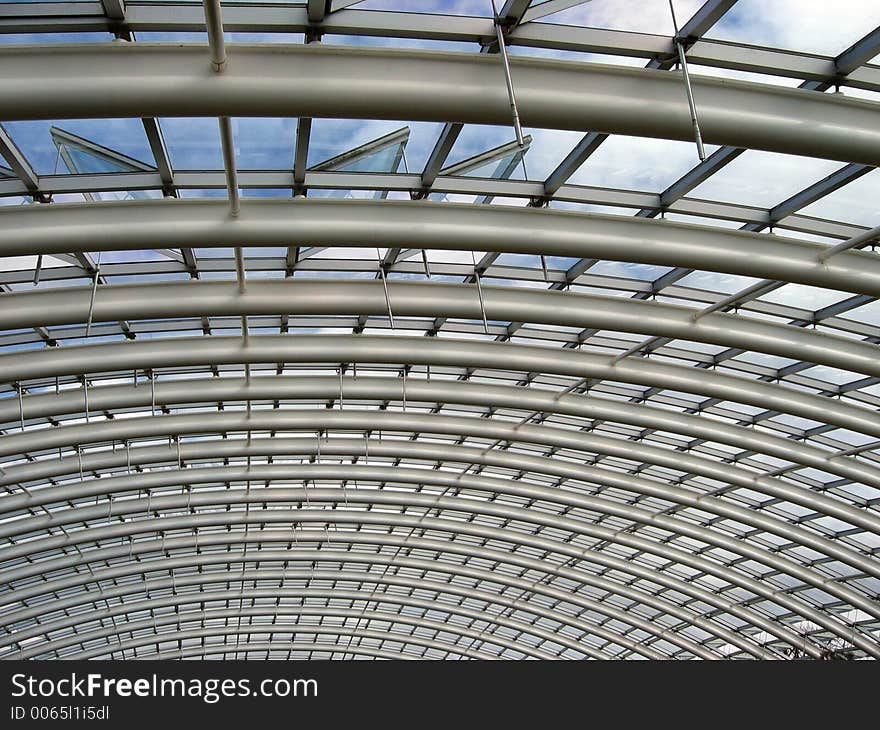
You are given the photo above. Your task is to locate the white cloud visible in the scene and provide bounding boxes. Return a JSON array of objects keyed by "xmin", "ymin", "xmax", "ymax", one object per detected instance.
[
  {"xmin": 688, "ymin": 150, "xmax": 843, "ymax": 208},
  {"xmin": 537, "ymin": 0, "xmax": 704, "ymax": 35},
  {"xmin": 708, "ymin": 0, "xmax": 880, "ymax": 56}
]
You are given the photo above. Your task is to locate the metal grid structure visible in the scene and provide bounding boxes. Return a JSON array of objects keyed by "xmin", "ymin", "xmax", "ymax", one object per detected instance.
[{"xmin": 0, "ymin": 0, "xmax": 879, "ymax": 660}]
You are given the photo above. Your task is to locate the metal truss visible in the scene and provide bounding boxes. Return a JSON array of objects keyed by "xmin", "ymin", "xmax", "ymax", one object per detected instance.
[{"xmin": 0, "ymin": 0, "xmax": 878, "ymax": 662}]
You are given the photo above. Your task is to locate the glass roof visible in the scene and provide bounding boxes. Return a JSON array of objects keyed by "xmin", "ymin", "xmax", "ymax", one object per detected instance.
[{"xmin": 0, "ymin": 0, "xmax": 878, "ymax": 662}]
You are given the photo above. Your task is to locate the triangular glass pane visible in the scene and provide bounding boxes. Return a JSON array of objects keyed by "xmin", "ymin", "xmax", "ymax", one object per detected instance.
[
  {"xmin": 49, "ymin": 126, "xmax": 155, "ymax": 203},
  {"xmin": 308, "ymin": 127, "xmax": 409, "ymax": 200},
  {"xmin": 50, "ymin": 126, "xmax": 155, "ymax": 175},
  {"xmin": 440, "ymin": 135, "xmax": 531, "ymax": 179},
  {"xmin": 458, "ymin": 150, "xmax": 520, "ymax": 178},
  {"xmin": 309, "ymin": 127, "xmax": 409, "ymax": 174},
  {"xmin": 333, "ymin": 142, "xmax": 402, "ymax": 173},
  {"xmin": 64, "ymin": 146, "xmax": 135, "ymax": 174}
]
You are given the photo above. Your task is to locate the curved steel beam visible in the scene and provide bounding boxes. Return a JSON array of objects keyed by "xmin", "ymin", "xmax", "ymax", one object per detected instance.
[
  {"xmin": 5, "ymin": 279, "xmax": 880, "ymax": 378},
  {"xmin": 0, "ymin": 541, "xmax": 752, "ymax": 661},
  {"xmin": 0, "ymin": 572, "xmax": 671, "ymax": 662},
  {"xmin": 5, "ymin": 585, "xmax": 619, "ymax": 661},
  {"xmin": 8, "ymin": 599, "xmax": 569, "ymax": 662},
  {"xmin": 5, "ymin": 376, "xmax": 880, "ymax": 498},
  {"xmin": 0, "ymin": 528, "xmax": 809, "ymax": 659},
  {"xmin": 4, "ymin": 435, "xmax": 875, "ymax": 625},
  {"xmin": 4, "ymin": 409, "xmax": 878, "ymax": 541},
  {"xmin": 1, "ymin": 486, "xmax": 873, "ymax": 657},
  {"xmin": 4, "ymin": 438, "xmax": 878, "ymax": 596},
  {"xmin": 4, "ymin": 200, "xmax": 880, "ymax": 296},
  {"xmin": 3, "ymin": 44, "xmax": 880, "ymax": 165},
  {"xmin": 7, "ymin": 430, "xmax": 878, "ymax": 573},
  {"xmin": 2, "ymin": 335, "xmax": 879, "ymax": 442},
  {"xmin": 52, "ymin": 619, "xmax": 501, "ymax": 662},
  {"xmin": 4, "ymin": 467, "xmax": 877, "ymax": 628}
]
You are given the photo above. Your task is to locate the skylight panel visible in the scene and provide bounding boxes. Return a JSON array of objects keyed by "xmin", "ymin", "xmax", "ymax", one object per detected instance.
[
  {"xmin": 756, "ymin": 283, "xmax": 852, "ymax": 311},
  {"xmin": 798, "ymin": 167, "xmax": 880, "ymax": 227},
  {"xmin": 706, "ymin": 0, "xmax": 880, "ymax": 57},
  {"xmin": 687, "ymin": 150, "xmax": 844, "ymax": 208},
  {"xmin": 230, "ymin": 118, "xmax": 297, "ymax": 170},
  {"xmin": 567, "ymin": 135, "xmax": 709, "ymax": 192},
  {"xmin": 3, "ymin": 119, "xmax": 154, "ymax": 174},
  {"xmin": 535, "ymin": 0, "xmax": 703, "ymax": 34},
  {"xmin": 160, "ymin": 117, "xmax": 224, "ymax": 170}
]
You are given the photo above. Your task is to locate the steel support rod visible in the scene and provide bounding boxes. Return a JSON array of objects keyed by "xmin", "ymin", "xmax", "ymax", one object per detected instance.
[
  {"xmin": 376, "ymin": 249, "xmax": 394, "ymax": 328},
  {"xmin": 202, "ymin": 0, "xmax": 240, "ymax": 217},
  {"xmin": 202, "ymin": 0, "xmax": 226, "ymax": 71},
  {"xmin": 218, "ymin": 116, "xmax": 240, "ymax": 217},
  {"xmin": 83, "ymin": 251, "xmax": 101, "ymax": 337},
  {"xmin": 818, "ymin": 222, "xmax": 880, "ymax": 262},
  {"xmin": 491, "ymin": 0, "xmax": 525, "ymax": 148}
]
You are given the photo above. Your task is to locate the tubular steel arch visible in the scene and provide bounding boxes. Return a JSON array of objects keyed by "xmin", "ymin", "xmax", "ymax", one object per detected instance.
[
  {"xmin": 1, "ymin": 568, "xmax": 679, "ymax": 661},
  {"xmin": 1, "ymin": 492, "xmax": 873, "ymax": 657},
  {"xmin": 1, "ymin": 0, "xmax": 879, "ymax": 662},
  {"xmin": 0, "ymin": 536, "xmax": 754, "ymax": 660},
  {"xmin": 3, "ymin": 279, "xmax": 880, "ymax": 376},
  {"xmin": 3, "ymin": 420, "xmax": 878, "ymax": 570},
  {"xmin": 3, "ymin": 45, "xmax": 880, "ymax": 165},
  {"xmin": 3, "ymin": 335, "xmax": 880, "ymax": 438},
  {"xmin": 3, "ymin": 200, "xmax": 880, "ymax": 295},
  {"xmin": 5, "ymin": 377, "xmax": 879, "ymax": 494},
  {"xmin": 3, "ymin": 462, "xmax": 878, "ymax": 629}
]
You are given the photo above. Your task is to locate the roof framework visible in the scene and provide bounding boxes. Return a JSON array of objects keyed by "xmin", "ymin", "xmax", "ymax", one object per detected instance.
[{"xmin": 0, "ymin": 0, "xmax": 878, "ymax": 661}]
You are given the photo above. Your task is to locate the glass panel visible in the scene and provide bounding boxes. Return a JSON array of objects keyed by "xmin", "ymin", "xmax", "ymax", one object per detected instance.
[
  {"xmin": 232, "ymin": 118, "xmax": 296, "ymax": 170},
  {"xmin": 707, "ymin": 0, "xmax": 880, "ymax": 56},
  {"xmin": 798, "ymin": 168, "xmax": 880, "ymax": 227},
  {"xmin": 445, "ymin": 124, "xmax": 521, "ymax": 171},
  {"xmin": 757, "ymin": 283, "xmax": 852, "ymax": 311},
  {"xmin": 568, "ymin": 135, "xmax": 709, "ymax": 192},
  {"xmin": 326, "ymin": 141, "xmax": 404, "ymax": 173},
  {"xmin": 457, "ymin": 149, "xmax": 521, "ymax": 178},
  {"xmin": 536, "ymin": 0, "xmax": 701, "ymax": 34},
  {"xmin": 586, "ymin": 260, "xmax": 674, "ymax": 281},
  {"xmin": 687, "ymin": 150, "xmax": 843, "ymax": 208},
  {"xmin": 0, "ymin": 33, "xmax": 115, "ymax": 45},
  {"xmin": 160, "ymin": 118, "xmax": 224, "ymax": 170},
  {"xmin": 51, "ymin": 127, "xmax": 153, "ymax": 173},
  {"xmin": 841, "ymin": 299, "xmax": 880, "ymax": 326},
  {"xmin": 356, "ymin": 0, "xmax": 492, "ymax": 16},
  {"xmin": 677, "ymin": 271, "xmax": 761, "ymax": 294},
  {"xmin": 4, "ymin": 119, "xmax": 155, "ymax": 174}
]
